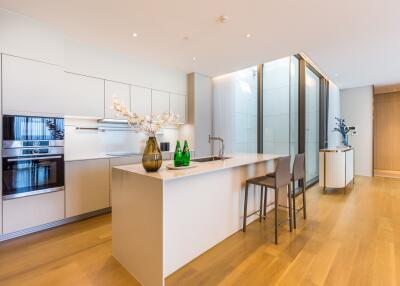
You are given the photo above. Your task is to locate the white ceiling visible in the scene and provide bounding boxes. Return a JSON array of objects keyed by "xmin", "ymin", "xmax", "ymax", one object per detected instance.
[{"xmin": 0, "ymin": 0, "xmax": 399, "ymax": 89}]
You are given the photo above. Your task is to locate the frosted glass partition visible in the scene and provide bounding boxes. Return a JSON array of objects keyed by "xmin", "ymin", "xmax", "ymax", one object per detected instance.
[
  {"xmin": 263, "ymin": 56, "xmax": 299, "ymax": 160},
  {"xmin": 213, "ymin": 66, "xmax": 258, "ymax": 154},
  {"xmin": 305, "ymin": 67, "xmax": 320, "ymax": 183}
]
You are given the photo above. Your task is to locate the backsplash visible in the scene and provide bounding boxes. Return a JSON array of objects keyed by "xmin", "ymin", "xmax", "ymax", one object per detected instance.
[{"xmin": 64, "ymin": 118, "xmax": 181, "ymax": 160}]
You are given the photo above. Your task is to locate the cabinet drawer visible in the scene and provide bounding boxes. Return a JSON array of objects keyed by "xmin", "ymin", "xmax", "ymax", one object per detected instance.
[{"xmin": 3, "ymin": 191, "xmax": 65, "ymax": 234}]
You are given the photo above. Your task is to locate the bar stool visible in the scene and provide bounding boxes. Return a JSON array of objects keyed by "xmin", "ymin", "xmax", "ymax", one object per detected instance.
[
  {"xmin": 242, "ymin": 156, "xmax": 292, "ymax": 244},
  {"xmin": 291, "ymin": 153, "xmax": 306, "ymax": 228}
]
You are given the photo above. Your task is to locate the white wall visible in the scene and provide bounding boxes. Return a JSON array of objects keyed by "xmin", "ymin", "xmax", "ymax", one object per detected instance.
[
  {"xmin": 328, "ymin": 81, "xmax": 341, "ymax": 148},
  {"xmin": 341, "ymin": 85, "xmax": 373, "ymax": 176}
]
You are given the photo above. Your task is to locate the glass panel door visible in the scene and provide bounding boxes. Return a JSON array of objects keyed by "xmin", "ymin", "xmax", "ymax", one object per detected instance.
[
  {"xmin": 263, "ymin": 56, "xmax": 299, "ymax": 162},
  {"xmin": 305, "ymin": 67, "xmax": 320, "ymax": 184}
]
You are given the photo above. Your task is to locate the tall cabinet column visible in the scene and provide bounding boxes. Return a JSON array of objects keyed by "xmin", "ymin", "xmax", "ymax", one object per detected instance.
[{"xmin": 187, "ymin": 73, "xmax": 213, "ymax": 157}]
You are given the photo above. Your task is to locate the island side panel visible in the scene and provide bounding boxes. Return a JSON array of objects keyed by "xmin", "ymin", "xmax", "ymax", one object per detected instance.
[
  {"xmin": 112, "ymin": 168, "xmax": 164, "ymax": 286},
  {"xmin": 163, "ymin": 160, "xmax": 274, "ymax": 277}
]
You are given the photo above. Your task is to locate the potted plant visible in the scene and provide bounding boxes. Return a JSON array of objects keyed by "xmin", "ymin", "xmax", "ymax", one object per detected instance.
[
  {"xmin": 333, "ymin": 117, "xmax": 352, "ymax": 147},
  {"xmin": 112, "ymin": 96, "xmax": 181, "ymax": 172}
]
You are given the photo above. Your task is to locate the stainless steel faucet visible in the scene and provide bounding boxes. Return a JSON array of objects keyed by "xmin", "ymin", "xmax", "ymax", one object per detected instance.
[{"xmin": 209, "ymin": 134, "xmax": 225, "ymax": 158}]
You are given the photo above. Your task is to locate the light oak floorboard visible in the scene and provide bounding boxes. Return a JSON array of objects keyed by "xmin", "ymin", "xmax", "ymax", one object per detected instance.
[{"xmin": 0, "ymin": 176, "xmax": 399, "ymax": 286}]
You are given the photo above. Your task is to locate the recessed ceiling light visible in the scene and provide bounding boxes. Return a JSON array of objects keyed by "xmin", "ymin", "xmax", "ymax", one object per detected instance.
[
  {"xmin": 218, "ymin": 15, "xmax": 229, "ymax": 23},
  {"xmin": 246, "ymin": 33, "xmax": 252, "ymax": 38},
  {"xmin": 132, "ymin": 33, "xmax": 138, "ymax": 37},
  {"xmin": 192, "ymin": 57, "xmax": 197, "ymax": 61}
]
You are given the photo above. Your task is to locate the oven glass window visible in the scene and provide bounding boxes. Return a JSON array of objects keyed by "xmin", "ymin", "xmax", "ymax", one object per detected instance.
[
  {"xmin": 3, "ymin": 115, "xmax": 64, "ymax": 141},
  {"xmin": 2, "ymin": 156, "xmax": 64, "ymax": 197}
]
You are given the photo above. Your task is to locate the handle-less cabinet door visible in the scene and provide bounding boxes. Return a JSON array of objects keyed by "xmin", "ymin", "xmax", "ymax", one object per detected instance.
[
  {"xmin": 170, "ymin": 93, "xmax": 187, "ymax": 123},
  {"xmin": 105, "ymin": 80, "xmax": 130, "ymax": 118},
  {"xmin": 151, "ymin": 90, "xmax": 170, "ymax": 116},
  {"xmin": 3, "ymin": 191, "xmax": 65, "ymax": 234},
  {"xmin": 65, "ymin": 159, "xmax": 110, "ymax": 217},
  {"xmin": 64, "ymin": 73, "xmax": 105, "ymax": 118},
  {"xmin": 131, "ymin": 86, "xmax": 152, "ymax": 117},
  {"xmin": 2, "ymin": 55, "xmax": 65, "ymax": 116}
]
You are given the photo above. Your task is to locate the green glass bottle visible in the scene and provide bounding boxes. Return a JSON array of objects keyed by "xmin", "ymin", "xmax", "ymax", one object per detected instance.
[
  {"xmin": 182, "ymin": 140, "xmax": 190, "ymax": 166},
  {"xmin": 174, "ymin": 140, "xmax": 183, "ymax": 167}
]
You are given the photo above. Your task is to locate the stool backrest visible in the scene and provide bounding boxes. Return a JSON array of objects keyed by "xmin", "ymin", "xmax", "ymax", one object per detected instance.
[
  {"xmin": 275, "ymin": 155, "xmax": 291, "ymax": 188},
  {"xmin": 293, "ymin": 153, "xmax": 305, "ymax": 181}
]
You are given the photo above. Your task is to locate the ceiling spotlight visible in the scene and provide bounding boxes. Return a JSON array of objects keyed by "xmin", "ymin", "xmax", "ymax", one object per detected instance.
[
  {"xmin": 246, "ymin": 33, "xmax": 252, "ymax": 38},
  {"xmin": 132, "ymin": 33, "xmax": 138, "ymax": 37},
  {"xmin": 192, "ymin": 57, "xmax": 197, "ymax": 61},
  {"xmin": 218, "ymin": 15, "xmax": 229, "ymax": 23}
]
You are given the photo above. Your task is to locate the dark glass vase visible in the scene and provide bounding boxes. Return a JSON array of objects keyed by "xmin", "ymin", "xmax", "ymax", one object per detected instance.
[{"xmin": 142, "ymin": 137, "xmax": 162, "ymax": 172}]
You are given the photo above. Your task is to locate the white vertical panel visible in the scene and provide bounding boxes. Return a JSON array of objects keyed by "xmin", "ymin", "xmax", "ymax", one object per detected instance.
[
  {"xmin": 104, "ymin": 80, "xmax": 130, "ymax": 119},
  {"xmin": 170, "ymin": 93, "xmax": 186, "ymax": 124},
  {"xmin": 64, "ymin": 72, "xmax": 105, "ymax": 118},
  {"xmin": 2, "ymin": 55, "xmax": 65, "ymax": 116},
  {"xmin": 341, "ymin": 86, "xmax": 373, "ymax": 176},
  {"xmin": 151, "ymin": 90, "xmax": 170, "ymax": 116},
  {"xmin": 131, "ymin": 86, "xmax": 152, "ymax": 117}
]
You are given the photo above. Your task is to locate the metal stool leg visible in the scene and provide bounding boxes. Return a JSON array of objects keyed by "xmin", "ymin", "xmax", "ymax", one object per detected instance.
[
  {"xmin": 293, "ymin": 181, "xmax": 297, "ymax": 229},
  {"xmin": 243, "ymin": 182, "xmax": 249, "ymax": 232},
  {"xmin": 302, "ymin": 179, "xmax": 307, "ymax": 219},
  {"xmin": 274, "ymin": 187, "xmax": 278, "ymax": 244},
  {"xmin": 263, "ymin": 186, "xmax": 267, "ymax": 220},
  {"xmin": 259, "ymin": 186, "xmax": 263, "ymax": 222},
  {"xmin": 288, "ymin": 184, "xmax": 292, "ymax": 232}
]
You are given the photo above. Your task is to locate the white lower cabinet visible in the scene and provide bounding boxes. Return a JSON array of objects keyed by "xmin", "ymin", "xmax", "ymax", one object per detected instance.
[
  {"xmin": 3, "ymin": 191, "xmax": 65, "ymax": 234},
  {"xmin": 65, "ymin": 159, "xmax": 110, "ymax": 217}
]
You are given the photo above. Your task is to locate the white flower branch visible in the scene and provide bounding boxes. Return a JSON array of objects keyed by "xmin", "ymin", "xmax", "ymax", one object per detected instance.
[{"xmin": 112, "ymin": 96, "xmax": 181, "ymax": 137}]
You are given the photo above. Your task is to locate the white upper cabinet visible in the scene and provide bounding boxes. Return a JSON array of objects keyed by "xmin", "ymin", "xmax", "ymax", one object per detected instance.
[
  {"xmin": 151, "ymin": 90, "xmax": 170, "ymax": 116},
  {"xmin": 170, "ymin": 93, "xmax": 187, "ymax": 123},
  {"xmin": 131, "ymin": 86, "xmax": 152, "ymax": 117},
  {"xmin": 64, "ymin": 72, "xmax": 105, "ymax": 118},
  {"xmin": 2, "ymin": 55, "xmax": 65, "ymax": 116},
  {"xmin": 105, "ymin": 80, "xmax": 130, "ymax": 119}
]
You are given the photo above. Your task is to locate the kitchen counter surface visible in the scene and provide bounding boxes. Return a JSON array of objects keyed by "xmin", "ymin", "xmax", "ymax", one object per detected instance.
[{"xmin": 114, "ymin": 153, "xmax": 282, "ymax": 181}]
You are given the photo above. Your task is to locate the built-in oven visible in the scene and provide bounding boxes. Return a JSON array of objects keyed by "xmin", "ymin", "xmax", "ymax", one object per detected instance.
[{"xmin": 2, "ymin": 115, "xmax": 65, "ymax": 200}]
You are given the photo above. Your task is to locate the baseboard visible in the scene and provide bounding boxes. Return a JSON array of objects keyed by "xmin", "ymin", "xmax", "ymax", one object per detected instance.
[
  {"xmin": 0, "ymin": 207, "xmax": 111, "ymax": 242},
  {"xmin": 374, "ymin": 169, "xmax": 400, "ymax": 178}
]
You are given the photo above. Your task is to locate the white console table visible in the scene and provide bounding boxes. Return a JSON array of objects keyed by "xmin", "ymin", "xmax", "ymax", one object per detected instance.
[{"xmin": 319, "ymin": 147, "xmax": 354, "ymax": 193}]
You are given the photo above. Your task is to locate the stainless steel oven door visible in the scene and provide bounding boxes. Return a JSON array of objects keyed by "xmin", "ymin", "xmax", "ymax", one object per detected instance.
[{"xmin": 2, "ymin": 154, "xmax": 65, "ymax": 200}]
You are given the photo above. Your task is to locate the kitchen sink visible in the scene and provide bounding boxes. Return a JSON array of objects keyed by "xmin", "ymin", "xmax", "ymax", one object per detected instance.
[{"xmin": 191, "ymin": 156, "xmax": 231, "ymax": 163}]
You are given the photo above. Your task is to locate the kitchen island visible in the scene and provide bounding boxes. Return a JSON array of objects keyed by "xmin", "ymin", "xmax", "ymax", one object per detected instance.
[{"xmin": 112, "ymin": 153, "xmax": 281, "ymax": 286}]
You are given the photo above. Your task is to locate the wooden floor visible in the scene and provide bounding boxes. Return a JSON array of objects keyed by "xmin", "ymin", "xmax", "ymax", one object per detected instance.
[{"xmin": 1, "ymin": 176, "xmax": 400, "ymax": 285}]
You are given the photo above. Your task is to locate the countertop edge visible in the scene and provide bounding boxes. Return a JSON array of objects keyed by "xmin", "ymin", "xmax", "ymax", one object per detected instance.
[{"xmin": 113, "ymin": 154, "xmax": 283, "ymax": 182}]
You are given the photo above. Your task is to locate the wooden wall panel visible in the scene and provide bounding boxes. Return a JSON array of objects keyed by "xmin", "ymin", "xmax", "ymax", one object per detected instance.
[{"xmin": 374, "ymin": 92, "xmax": 400, "ymax": 175}]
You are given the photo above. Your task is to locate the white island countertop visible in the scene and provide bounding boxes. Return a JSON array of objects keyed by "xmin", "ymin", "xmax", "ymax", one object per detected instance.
[{"xmin": 113, "ymin": 153, "xmax": 282, "ymax": 181}]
